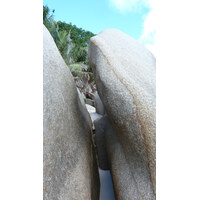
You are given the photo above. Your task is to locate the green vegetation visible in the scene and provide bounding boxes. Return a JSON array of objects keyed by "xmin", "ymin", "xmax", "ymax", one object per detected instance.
[{"xmin": 43, "ymin": 5, "xmax": 95, "ymax": 81}]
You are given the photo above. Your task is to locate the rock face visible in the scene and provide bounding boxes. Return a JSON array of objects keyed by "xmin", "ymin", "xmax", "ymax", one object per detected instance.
[
  {"xmin": 94, "ymin": 92, "xmax": 105, "ymax": 115},
  {"xmin": 77, "ymin": 88, "xmax": 86, "ymax": 107},
  {"xmin": 89, "ymin": 29, "xmax": 156, "ymax": 200},
  {"xmin": 43, "ymin": 25, "xmax": 99, "ymax": 200}
]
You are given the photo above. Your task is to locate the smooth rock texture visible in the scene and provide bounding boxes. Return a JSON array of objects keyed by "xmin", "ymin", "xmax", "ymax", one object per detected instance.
[
  {"xmin": 99, "ymin": 169, "xmax": 115, "ymax": 200},
  {"xmin": 77, "ymin": 88, "xmax": 86, "ymax": 107},
  {"xmin": 86, "ymin": 104, "xmax": 96, "ymax": 114},
  {"xmin": 43, "ymin": 25, "xmax": 99, "ymax": 200},
  {"xmin": 94, "ymin": 92, "xmax": 105, "ymax": 115},
  {"xmin": 89, "ymin": 29, "xmax": 156, "ymax": 199},
  {"xmin": 86, "ymin": 104, "xmax": 102, "ymax": 129},
  {"xmin": 94, "ymin": 116, "xmax": 109, "ymax": 170},
  {"xmin": 76, "ymin": 88, "xmax": 86, "ymax": 106}
]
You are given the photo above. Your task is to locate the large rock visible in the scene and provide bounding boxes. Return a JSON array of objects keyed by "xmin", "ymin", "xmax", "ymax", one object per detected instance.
[
  {"xmin": 89, "ymin": 29, "xmax": 156, "ymax": 200},
  {"xmin": 43, "ymin": 25, "xmax": 99, "ymax": 200}
]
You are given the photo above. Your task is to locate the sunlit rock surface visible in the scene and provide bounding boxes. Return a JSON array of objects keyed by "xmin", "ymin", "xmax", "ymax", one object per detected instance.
[
  {"xmin": 89, "ymin": 29, "xmax": 156, "ymax": 200},
  {"xmin": 43, "ymin": 25, "xmax": 99, "ymax": 200}
]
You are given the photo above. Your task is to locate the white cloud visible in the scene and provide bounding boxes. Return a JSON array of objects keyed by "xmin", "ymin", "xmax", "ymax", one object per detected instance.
[
  {"xmin": 139, "ymin": 0, "xmax": 156, "ymax": 56},
  {"xmin": 109, "ymin": 0, "xmax": 156, "ymax": 56},
  {"xmin": 109, "ymin": 0, "xmax": 145, "ymax": 13}
]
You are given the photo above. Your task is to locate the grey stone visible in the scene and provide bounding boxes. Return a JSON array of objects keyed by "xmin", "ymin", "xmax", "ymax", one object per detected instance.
[
  {"xmin": 86, "ymin": 104, "xmax": 96, "ymax": 114},
  {"xmin": 90, "ymin": 112, "xmax": 102, "ymax": 128},
  {"xmin": 76, "ymin": 88, "xmax": 93, "ymax": 126},
  {"xmin": 94, "ymin": 116, "xmax": 109, "ymax": 170},
  {"xmin": 86, "ymin": 104, "xmax": 102, "ymax": 130},
  {"xmin": 86, "ymin": 98, "xmax": 95, "ymax": 107},
  {"xmin": 89, "ymin": 29, "xmax": 156, "ymax": 200},
  {"xmin": 43, "ymin": 25, "xmax": 99, "ymax": 200},
  {"xmin": 99, "ymin": 169, "xmax": 115, "ymax": 200},
  {"xmin": 94, "ymin": 92, "xmax": 105, "ymax": 115},
  {"xmin": 74, "ymin": 76, "xmax": 85, "ymax": 89},
  {"xmin": 77, "ymin": 88, "xmax": 86, "ymax": 107},
  {"xmin": 86, "ymin": 84, "xmax": 93, "ymax": 95}
]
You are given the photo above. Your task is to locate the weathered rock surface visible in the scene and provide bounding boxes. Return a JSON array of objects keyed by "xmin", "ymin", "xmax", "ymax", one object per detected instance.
[
  {"xmin": 43, "ymin": 25, "xmax": 99, "ymax": 200},
  {"xmin": 89, "ymin": 29, "xmax": 156, "ymax": 200}
]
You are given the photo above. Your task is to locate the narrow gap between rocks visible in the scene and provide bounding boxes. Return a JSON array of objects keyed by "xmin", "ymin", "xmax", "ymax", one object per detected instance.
[
  {"xmin": 74, "ymin": 49, "xmax": 116, "ymax": 199},
  {"xmin": 82, "ymin": 94, "xmax": 116, "ymax": 200}
]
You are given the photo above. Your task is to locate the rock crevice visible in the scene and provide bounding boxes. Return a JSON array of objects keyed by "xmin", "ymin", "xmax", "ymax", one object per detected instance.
[{"xmin": 43, "ymin": 26, "xmax": 156, "ymax": 200}]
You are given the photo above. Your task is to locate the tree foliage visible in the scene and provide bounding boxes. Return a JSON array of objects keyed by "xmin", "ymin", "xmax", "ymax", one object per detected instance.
[
  {"xmin": 57, "ymin": 21, "xmax": 94, "ymax": 47},
  {"xmin": 43, "ymin": 5, "xmax": 95, "ymax": 81}
]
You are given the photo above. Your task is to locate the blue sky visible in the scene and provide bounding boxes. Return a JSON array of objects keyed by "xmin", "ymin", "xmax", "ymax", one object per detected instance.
[
  {"xmin": 43, "ymin": 0, "xmax": 156, "ymax": 55},
  {"xmin": 43, "ymin": 0, "xmax": 150, "ymax": 39}
]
